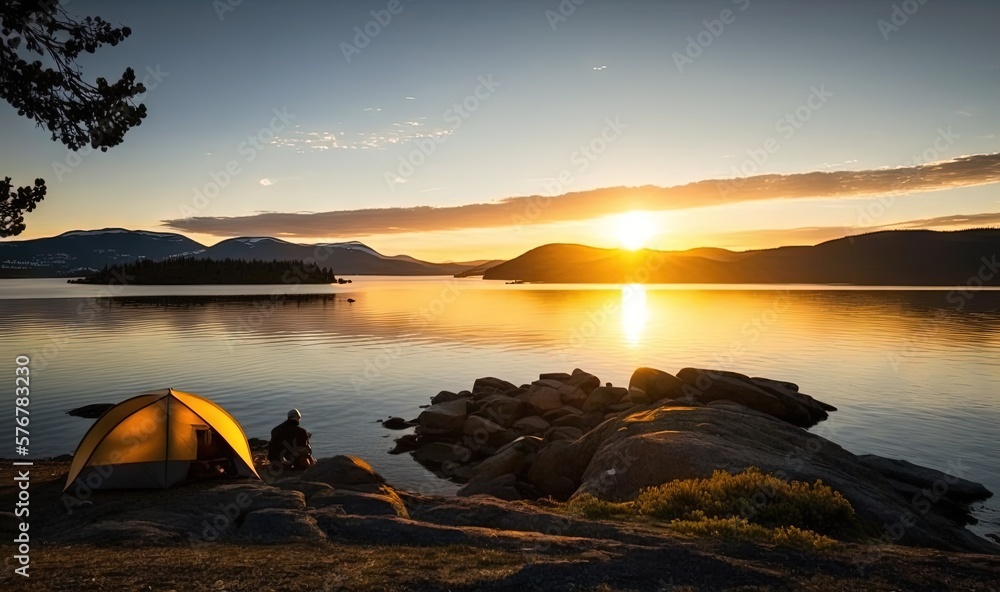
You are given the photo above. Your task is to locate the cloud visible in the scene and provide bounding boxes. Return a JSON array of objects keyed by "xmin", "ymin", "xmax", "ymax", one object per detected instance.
[
  {"xmin": 269, "ymin": 124, "xmax": 450, "ymax": 152},
  {"xmin": 259, "ymin": 178, "xmax": 274, "ymax": 186},
  {"xmin": 162, "ymin": 153, "xmax": 1000, "ymax": 238},
  {"xmin": 703, "ymin": 211, "xmax": 1000, "ymax": 249}
]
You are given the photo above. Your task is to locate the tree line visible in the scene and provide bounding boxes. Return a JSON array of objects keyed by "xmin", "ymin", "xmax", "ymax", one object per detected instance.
[{"xmin": 70, "ymin": 257, "xmax": 344, "ymax": 285}]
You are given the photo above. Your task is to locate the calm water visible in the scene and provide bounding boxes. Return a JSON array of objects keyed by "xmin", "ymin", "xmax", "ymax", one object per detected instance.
[{"xmin": 2, "ymin": 278, "xmax": 999, "ymax": 535}]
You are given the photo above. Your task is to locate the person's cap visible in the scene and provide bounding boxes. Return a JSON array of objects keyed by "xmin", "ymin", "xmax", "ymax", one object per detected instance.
[{"xmin": 288, "ymin": 408, "xmax": 302, "ymax": 420}]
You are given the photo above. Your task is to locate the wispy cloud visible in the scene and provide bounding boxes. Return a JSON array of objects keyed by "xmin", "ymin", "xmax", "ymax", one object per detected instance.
[
  {"xmin": 703, "ymin": 211, "xmax": 1000, "ymax": 249},
  {"xmin": 162, "ymin": 153, "xmax": 1000, "ymax": 238},
  {"xmin": 269, "ymin": 124, "xmax": 452, "ymax": 152},
  {"xmin": 259, "ymin": 178, "xmax": 274, "ymax": 187}
]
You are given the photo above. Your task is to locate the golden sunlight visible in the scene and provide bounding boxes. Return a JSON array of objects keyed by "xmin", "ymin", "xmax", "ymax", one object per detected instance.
[
  {"xmin": 620, "ymin": 284, "xmax": 648, "ymax": 345},
  {"xmin": 615, "ymin": 210, "xmax": 658, "ymax": 251}
]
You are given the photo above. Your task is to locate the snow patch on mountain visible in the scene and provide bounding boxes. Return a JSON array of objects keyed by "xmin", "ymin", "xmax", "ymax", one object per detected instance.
[
  {"xmin": 316, "ymin": 241, "xmax": 384, "ymax": 258},
  {"xmin": 60, "ymin": 229, "xmax": 183, "ymax": 240}
]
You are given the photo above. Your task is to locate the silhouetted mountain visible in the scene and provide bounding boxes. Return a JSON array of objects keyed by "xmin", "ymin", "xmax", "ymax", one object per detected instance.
[
  {"xmin": 198, "ymin": 237, "xmax": 473, "ymax": 276},
  {"xmin": 454, "ymin": 259, "xmax": 506, "ymax": 277},
  {"xmin": 483, "ymin": 230, "xmax": 1000, "ymax": 285},
  {"xmin": 0, "ymin": 228, "xmax": 204, "ymax": 277},
  {"xmin": 0, "ymin": 230, "xmax": 479, "ymax": 277}
]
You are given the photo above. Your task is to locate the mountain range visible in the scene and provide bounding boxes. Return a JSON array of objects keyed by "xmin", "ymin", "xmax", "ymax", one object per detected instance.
[
  {"xmin": 3, "ymin": 227, "xmax": 997, "ymax": 286},
  {"xmin": 0, "ymin": 229, "xmax": 487, "ymax": 278},
  {"xmin": 483, "ymin": 229, "xmax": 1000, "ymax": 286}
]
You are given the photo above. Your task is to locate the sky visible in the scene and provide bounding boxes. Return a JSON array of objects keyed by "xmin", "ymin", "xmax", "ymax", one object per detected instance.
[{"xmin": 1, "ymin": 0, "xmax": 999, "ymax": 261}]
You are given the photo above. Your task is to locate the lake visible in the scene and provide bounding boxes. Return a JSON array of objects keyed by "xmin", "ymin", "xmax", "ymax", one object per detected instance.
[{"xmin": 2, "ymin": 277, "xmax": 999, "ymax": 537}]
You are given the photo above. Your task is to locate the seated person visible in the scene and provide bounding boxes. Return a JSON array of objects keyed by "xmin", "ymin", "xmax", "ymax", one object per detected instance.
[{"xmin": 267, "ymin": 408, "xmax": 316, "ymax": 470}]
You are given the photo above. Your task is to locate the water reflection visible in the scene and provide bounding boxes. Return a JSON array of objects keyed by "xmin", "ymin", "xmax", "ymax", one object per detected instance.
[
  {"xmin": 621, "ymin": 284, "xmax": 648, "ymax": 346},
  {"xmin": 2, "ymin": 280, "xmax": 999, "ymax": 534}
]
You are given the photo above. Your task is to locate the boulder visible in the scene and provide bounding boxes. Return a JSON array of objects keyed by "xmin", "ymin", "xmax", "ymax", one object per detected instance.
[
  {"xmin": 527, "ymin": 436, "xmax": 602, "ymax": 497},
  {"xmin": 300, "ymin": 455, "xmax": 386, "ymax": 492},
  {"xmin": 543, "ymin": 406, "xmax": 582, "ymax": 424},
  {"xmin": 582, "ymin": 386, "xmax": 628, "ymax": 413},
  {"xmin": 857, "ymin": 455, "xmax": 991, "ymax": 501},
  {"xmin": 581, "ymin": 411, "xmax": 609, "ymax": 431},
  {"xmin": 543, "ymin": 426, "xmax": 584, "ymax": 443},
  {"xmin": 558, "ymin": 384, "xmax": 588, "ymax": 408},
  {"xmin": 273, "ymin": 479, "xmax": 335, "ymax": 500},
  {"xmin": 381, "ymin": 417, "xmax": 415, "ymax": 430},
  {"xmin": 675, "ymin": 368, "xmax": 837, "ymax": 427},
  {"xmin": 627, "ymin": 387, "xmax": 651, "ymax": 405},
  {"xmin": 494, "ymin": 434, "xmax": 543, "ymax": 455},
  {"xmin": 389, "ymin": 433, "xmax": 420, "ymax": 454},
  {"xmin": 551, "ymin": 413, "xmax": 584, "ymax": 430},
  {"xmin": 750, "ymin": 377, "xmax": 800, "ymax": 394},
  {"xmin": 531, "ymin": 378, "xmax": 567, "ymax": 390},
  {"xmin": 473, "ymin": 395, "xmax": 527, "ymax": 427},
  {"xmin": 416, "ymin": 399, "xmax": 469, "ymax": 436},
  {"xmin": 566, "ymin": 368, "xmax": 601, "ymax": 395},
  {"xmin": 469, "ymin": 437, "xmax": 539, "ymax": 483},
  {"xmin": 539, "ymin": 372, "xmax": 572, "ymax": 382},
  {"xmin": 457, "ymin": 474, "xmax": 522, "ymax": 500},
  {"xmin": 240, "ymin": 509, "xmax": 326, "ymax": 543},
  {"xmin": 564, "ymin": 404, "xmax": 994, "ymax": 553},
  {"xmin": 464, "ymin": 415, "xmax": 518, "ymax": 450},
  {"xmin": 473, "ymin": 377, "xmax": 517, "ymax": 397},
  {"xmin": 629, "ymin": 367, "xmax": 684, "ymax": 401},
  {"xmin": 413, "ymin": 442, "xmax": 472, "ymax": 466},
  {"xmin": 310, "ymin": 490, "xmax": 409, "ymax": 518},
  {"xmin": 512, "ymin": 415, "xmax": 550, "ymax": 436},
  {"xmin": 65, "ymin": 403, "xmax": 115, "ymax": 418},
  {"xmin": 676, "ymin": 368, "xmax": 802, "ymax": 425},
  {"xmin": 519, "ymin": 384, "xmax": 565, "ymax": 415},
  {"xmin": 606, "ymin": 403, "xmax": 634, "ymax": 413},
  {"xmin": 430, "ymin": 390, "xmax": 470, "ymax": 405}
]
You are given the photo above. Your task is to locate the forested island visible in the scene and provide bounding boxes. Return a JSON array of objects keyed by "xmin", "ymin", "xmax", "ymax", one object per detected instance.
[{"xmin": 68, "ymin": 257, "xmax": 350, "ymax": 285}]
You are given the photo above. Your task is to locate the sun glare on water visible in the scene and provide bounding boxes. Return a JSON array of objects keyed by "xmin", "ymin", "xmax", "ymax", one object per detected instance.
[{"xmin": 615, "ymin": 210, "xmax": 658, "ymax": 251}]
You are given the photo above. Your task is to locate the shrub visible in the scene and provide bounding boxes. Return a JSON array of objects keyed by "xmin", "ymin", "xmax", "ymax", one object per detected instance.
[
  {"xmin": 566, "ymin": 494, "xmax": 630, "ymax": 520},
  {"xmin": 633, "ymin": 467, "xmax": 859, "ymax": 538},
  {"xmin": 564, "ymin": 467, "xmax": 862, "ymax": 549},
  {"xmin": 668, "ymin": 517, "xmax": 838, "ymax": 551}
]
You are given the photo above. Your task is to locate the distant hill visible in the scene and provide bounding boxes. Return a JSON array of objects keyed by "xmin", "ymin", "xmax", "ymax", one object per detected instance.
[
  {"xmin": 482, "ymin": 230, "xmax": 1000, "ymax": 285},
  {"xmin": 454, "ymin": 259, "xmax": 507, "ymax": 277},
  {"xmin": 199, "ymin": 237, "xmax": 473, "ymax": 276},
  {"xmin": 0, "ymin": 230, "xmax": 479, "ymax": 278},
  {"xmin": 0, "ymin": 228, "xmax": 205, "ymax": 277}
]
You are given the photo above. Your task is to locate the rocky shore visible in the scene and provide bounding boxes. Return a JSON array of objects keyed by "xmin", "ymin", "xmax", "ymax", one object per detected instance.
[
  {"xmin": 388, "ymin": 366, "xmax": 996, "ymax": 553},
  {"xmin": 4, "ymin": 366, "xmax": 999, "ymax": 590},
  {"xmin": 3, "ymin": 453, "xmax": 1000, "ymax": 592}
]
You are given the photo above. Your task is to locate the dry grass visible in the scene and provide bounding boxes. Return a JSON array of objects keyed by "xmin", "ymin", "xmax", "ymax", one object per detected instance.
[{"xmin": 3, "ymin": 543, "xmax": 523, "ymax": 592}]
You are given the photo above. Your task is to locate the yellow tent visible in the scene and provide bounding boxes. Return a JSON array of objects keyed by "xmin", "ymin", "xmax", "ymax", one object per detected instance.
[{"xmin": 64, "ymin": 388, "xmax": 261, "ymax": 491}]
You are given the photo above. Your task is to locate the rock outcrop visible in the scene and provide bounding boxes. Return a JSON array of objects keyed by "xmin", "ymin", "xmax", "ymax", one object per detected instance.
[{"xmin": 387, "ymin": 366, "xmax": 994, "ymax": 553}]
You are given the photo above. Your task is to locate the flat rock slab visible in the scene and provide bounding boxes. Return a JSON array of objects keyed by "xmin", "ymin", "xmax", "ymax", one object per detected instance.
[{"xmin": 239, "ymin": 508, "xmax": 327, "ymax": 543}]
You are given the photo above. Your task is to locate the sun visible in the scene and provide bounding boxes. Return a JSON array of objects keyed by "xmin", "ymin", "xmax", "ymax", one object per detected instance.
[{"xmin": 615, "ymin": 210, "xmax": 658, "ymax": 251}]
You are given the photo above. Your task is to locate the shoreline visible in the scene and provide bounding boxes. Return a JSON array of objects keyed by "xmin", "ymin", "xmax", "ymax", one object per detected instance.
[{"xmin": 3, "ymin": 455, "xmax": 1000, "ymax": 591}]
